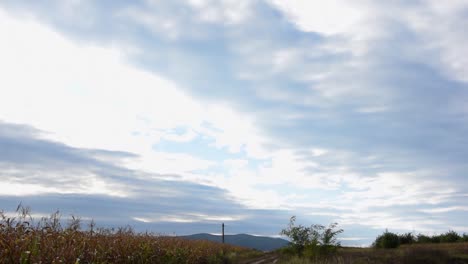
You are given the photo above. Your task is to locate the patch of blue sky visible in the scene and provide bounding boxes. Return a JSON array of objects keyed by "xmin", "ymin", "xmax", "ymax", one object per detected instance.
[
  {"xmin": 154, "ymin": 138, "xmax": 235, "ymax": 161},
  {"xmin": 153, "ymin": 126, "xmax": 270, "ymax": 170},
  {"xmin": 255, "ymin": 182, "xmax": 344, "ymax": 202}
]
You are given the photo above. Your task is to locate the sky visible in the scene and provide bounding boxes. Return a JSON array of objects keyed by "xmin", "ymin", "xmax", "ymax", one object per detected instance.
[{"xmin": 1, "ymin": 0, "xmax": 468, "ymax": 246}]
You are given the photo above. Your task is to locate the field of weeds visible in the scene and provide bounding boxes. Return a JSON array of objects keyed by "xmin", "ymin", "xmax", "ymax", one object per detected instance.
[
  {"xmin": 339, "ymin": 243, "xmax": 468, "ymax": 264},
  {"xmin": 0, "ymin": 206, "xmax": 257, "ymax": 264},
  {"xmin": 277, "ymin": 243, "xmax": 468, "ymax": 264}
]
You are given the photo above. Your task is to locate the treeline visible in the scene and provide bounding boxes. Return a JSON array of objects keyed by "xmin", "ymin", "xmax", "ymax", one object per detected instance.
[{"xmin": 373, "ymin": 229, "xmax": 468, "ymax": 248}]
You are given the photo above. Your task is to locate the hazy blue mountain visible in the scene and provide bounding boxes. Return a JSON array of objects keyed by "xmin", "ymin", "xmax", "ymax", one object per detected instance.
[{"xmin": 181, "ymin": 233, "xmax": 289, "ymax": 251}]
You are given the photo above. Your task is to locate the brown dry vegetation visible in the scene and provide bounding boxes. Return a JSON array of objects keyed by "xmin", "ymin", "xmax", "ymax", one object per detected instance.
[
  {"xmin": 278, "ymin": 243, "xmax": 468, "ymax": 264},
  {"xmin": 0, "ymin": 206, "xmax": 258, "ymax": 264}
]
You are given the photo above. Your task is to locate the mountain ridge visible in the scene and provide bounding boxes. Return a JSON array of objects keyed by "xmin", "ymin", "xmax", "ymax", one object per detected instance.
[{"xmin": 181, "ymin": 233, "xmax": 289, "ymax": 251}]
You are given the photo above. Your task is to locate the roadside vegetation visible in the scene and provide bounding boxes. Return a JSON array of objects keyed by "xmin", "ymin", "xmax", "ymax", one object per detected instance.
[
  {"xmin": 278, "ymin": 216, "xmax": 343, "ymax": 262},
  {"xmin": 277, "ymin": 216, "xmax": 468, "ymax": 264},
  {"xmin": 276, "ymin": 244, "xmax": 468, "ymax": 264},
  {"xmin": 373, "ymin": 229, "xmax": 468, "ymax": 248},
  {"xmin": 2, "ymin": 207, "xmax": 468, "ymax": 263},
  {"xmin": 0, "ymin": 205, "xmax": 257, "ymax": 264}
]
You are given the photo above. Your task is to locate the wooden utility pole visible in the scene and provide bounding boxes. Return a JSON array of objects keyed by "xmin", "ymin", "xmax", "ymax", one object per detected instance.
[{"xmin": 222, "ymin": 223, "xmax": 225, "ymax": 244}]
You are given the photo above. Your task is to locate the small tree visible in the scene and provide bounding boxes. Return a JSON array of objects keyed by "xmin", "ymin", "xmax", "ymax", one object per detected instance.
[
  {"xmin": 321, "ymin": 222, "xmax": 343, "ymax": 246},
  {"xmin": 280, "ymin": 216, "xmax": 312, "ymax": 253},
  {"xmin": 280, "ymin": 216, "xmax": 343, "ymax": 257}
]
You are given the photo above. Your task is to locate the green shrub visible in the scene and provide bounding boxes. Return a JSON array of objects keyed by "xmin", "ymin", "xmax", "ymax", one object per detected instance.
[
  {"xmin": 280, "ymin": 216, "xmax": 312, "ymax": 255},
  {"xmin": 417, "ymin": 234, "xmax": 432, "ymax": 244},
  {"xmin": 279, "ymin": 245, "xmax": 299, "ymax": 256},
  {"xmin": 462, "ymin": 233, "xmax": 468, "ymax": 242},
  {"xmin": 279, "ymin": 216, "xmax": 343, "ymax": 258},
  {"xmin": 398, "ymin": 232, "xmax": 415, "ymax": 245},
  {"xmin": 373, "ymin": 230, "xmax": 400, "ymax": 248},
  {"xmin": 431, "ymin": 235, "xmax": 441, "ymax": 243},
  {"xmin": 439, "ymin": 230, "xmax": 461, "ymax": 243}
]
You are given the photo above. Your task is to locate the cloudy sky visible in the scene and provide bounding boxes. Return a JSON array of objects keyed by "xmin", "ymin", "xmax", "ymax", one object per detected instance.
[{"xmin": 1, "ymin": 0, "xmax": 468, "ymax": 245}]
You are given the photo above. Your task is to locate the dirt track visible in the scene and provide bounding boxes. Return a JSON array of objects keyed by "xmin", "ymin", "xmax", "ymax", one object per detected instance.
[{"xmin": 241, "ymin": 253, "xmax": 279, "ymax": 264}]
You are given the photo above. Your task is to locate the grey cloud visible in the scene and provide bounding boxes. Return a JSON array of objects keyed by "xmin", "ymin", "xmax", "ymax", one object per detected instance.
[
  {"xmin": 1, "ymin": 0, "xmax": 468, "ymax": 237},
  {"xmin": 0, "ymin": 121, "xmax": 295, "ymax": 236},
  {"xmin": 0, "ymin": 121, "xmax": 138, "ymax": 189},
  {"xmin": 0, "ymin": 192, "xmax": 295, "ymax": 236},
  {"xmin": 0, "ymin": 120, "xmax": 463, "ymax": 242}
]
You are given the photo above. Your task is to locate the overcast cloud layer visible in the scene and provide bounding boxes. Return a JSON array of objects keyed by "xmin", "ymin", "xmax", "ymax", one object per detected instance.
[{"xmin": 1, "ymin": 0, "xmax": 468, "ymax": 245}]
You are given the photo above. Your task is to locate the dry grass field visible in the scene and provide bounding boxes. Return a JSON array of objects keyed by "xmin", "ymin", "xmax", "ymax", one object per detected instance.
[
  {"xmin": 3, "ymin": 206, "xmax": 468, "ymax": 264},
  {"xmin": 277, "ymin": 243, "xmax": 468, "ymax": 264},
  {"xmin": 0, "ymin": 207, "xmax": 258, "ymax": 264}
]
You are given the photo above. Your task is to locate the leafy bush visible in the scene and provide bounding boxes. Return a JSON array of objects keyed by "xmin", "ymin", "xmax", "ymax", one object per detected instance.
[
  {"xmin": 280, "ymin": 216, "xmax": 312, "ymax": 254},
  {"xmin": 430, "ymin": 235, "xmax": 441, "ymax": 243},
  {"xmin": 373, "ymin": 230, "xmax": 400, "ymax": 249},
  {"xmin": 415, "ymin": 231, "xmax": 466, "ymax": 244},
  {"xmin": 398, "ymin": 232, "xmax": 415, "ymax": 245},
  {"xmin": 280, "ymin": 216, "xmax": 343, "ymax": 258},
  {"xmin": 377, "ymin": 230, "xmax": 466, "ymax": 247},
  {"xmin": 439, "ymin": 230, "xmax": 461, "ymax": 243},
  {"xmin": 417, "ymin": 234, "xmax": 432, "ymax": 244},
  {"xmin": 462, "ymin": 233, "xmax": 468, "ymax": 242}
]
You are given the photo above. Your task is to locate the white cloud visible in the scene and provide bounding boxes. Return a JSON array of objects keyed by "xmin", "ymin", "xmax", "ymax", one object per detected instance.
[
  {"xmin": 0, "ymin": 7, "xmax": 301, "ymax": 216},
  {"xmin": 187, "ymin": 0, "xmax": 252, "ymax": 24},
  {"xmin": 133, "ymin": 213, "xmax": 246, "ymax": 223},
  {"xmin": 117, "ymin": 7, "xmax": 182, "ymax": 40},
  {"xmin": 1, "ymin": 1, "xmax": 468, "ymax": 238},
  {"xmin": 129, "ymin": 152, "xmax": 215, "ymax": 175},
  {"xmin": 341, "ymin": 171, "xmax": 458, "ymax": 208},
  {"xmin": 0, "ymin": 171, "xmax": 129, "ymax": 197},
  {"xmin": 403, "ymin": 1, "xmax": 468, "ymax": 83},
  {"xmin": 118, "ymin": 0, "xmax": 252, "ymax": 42},
  {"xmin": 0, "ymin": 8, "xmax": 273, "ymax": 202},
  {"xmin": 267, "ymin": 0, "xmax": 367, "ymax": 35},
  {"xmin": 356, "ymin": 106, "xmax": 388, "ymax": 114},
  {"xmin": 419, "ymin": 206, "xmax": 468, "ymax": 214},
  {"xmin": 269, "ymin": 0, "xmax": 468, "ymax": 84}
]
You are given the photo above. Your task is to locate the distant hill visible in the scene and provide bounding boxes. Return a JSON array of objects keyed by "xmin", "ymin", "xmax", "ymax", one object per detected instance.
[{"xmin": 181, "ymin": 233, "xmax": 289, "ymax": 251}]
